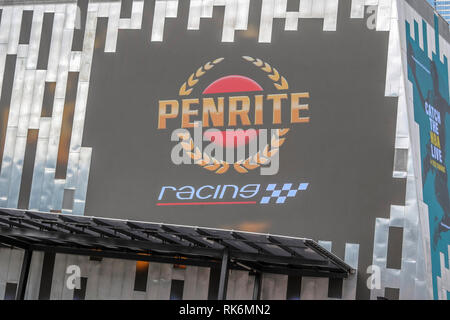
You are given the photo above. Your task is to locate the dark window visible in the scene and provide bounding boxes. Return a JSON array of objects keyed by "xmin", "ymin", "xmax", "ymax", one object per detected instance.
[
  {"xmin": 120, "ymin": 0, "xmax": 133, "ymax": 18},
  {"xmin": 387, "ymin": 226, "xmax": 403, "ymax": 269},
  {"xmin": 62, "ymin": 189, "xmax": 75, "ymax": 211},
  {"xmin": 18, "ymin": 129, "xmax": 39, "ymax": 209},
  {"xmin": 19, "ymin": 11, "xmax": 33, "ymax": 45},
  {"xmin": 394, "ymin": 148, "xmax": 408, "ymax": 173},
  {"xmin": 287, "ymin": 0, "xmax": 301, "ymax": 11},
  {"xmin": 391, "ymin": 178, "xmax": 407, "ymax": 206},
  {"xmin": 384, "ymin": 287, "xmax": 400, "ymax": 300},
  {"xmin": 55, "ymin": 72, "xmax": 79, "ymax": 180},
  {"xmin": 328, "ymin": 278, "xmax": 343, "ymax": 299},
  {"xmin": 89, "ymin": 256, "xmax": 103, "ymax": 262},
  {"xmin": 0, "ymin": 55, "xmax": 17, "ymax": 172},
  {"xmin": 207, "ymin": 267, "xmax": 220, "ymax": 300},
  {"xmin": 133, "ymin": 261, "xmax": 149, "ymax": 292},
  {"xmin": 37, "ymin": 13, "xmax": 54, "ymax": 70},
  {"xmin": 4, "ymin": 283, "xmax": 17, "ymax": 300},
  {"xmin": 286, "ymin": 275, "xmax": 301, "ymax": 300},
  {"xmin": 41, "ymin": 81, "xmax": 56, "ymax": 117},
  {"xmin": 73, "ymin": 277, "xmax": 88, "ymax": 300},
  {"xmin": 170, "ymin": 280, "xmax": 184, "ymax": 300},
  {"xmin": 38, "ymin": 252, "xmax": 55, "ymax": 300},
  {"xmin": 72, "ymin": 0, "xmax": 88, "ymax": 51}
]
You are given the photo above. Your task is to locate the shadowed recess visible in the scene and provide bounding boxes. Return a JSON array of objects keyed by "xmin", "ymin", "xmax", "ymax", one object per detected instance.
[
  {"xmin": 55, "ymin": 73, "xmax": 79, "ymax": 180},
  {"xmin": 0, "ymin": 55, "xmax": 17, "ymax": 173}
]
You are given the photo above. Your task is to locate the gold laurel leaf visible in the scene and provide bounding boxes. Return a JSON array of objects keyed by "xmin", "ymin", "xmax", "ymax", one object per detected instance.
[
  {"xmin": 268, "ymin": 68, "xmax": 280, "ymax": 82},
  {"xmin": 262, "ymin": 145, "xmax": 270, "ymax": 158},
  {"xmin": 271, "ymin": 137, "xmax": 286, "ymax": 148},
  {"xmin": 196, "ymin": 67, "xmax": 205, "ymax": 78},
  {"xmin": 252, "ymin": 154, "xmax": 259, "ymax": 164},
  {"xmin": 242, "ymin": 56, "xmax": 254, "ymax": 62},
  {"xmin": 256, "ymin": 154, "xmax": 269, "ymax": 164},
  {"xmin": 275, "ymin": 76, "xmax": 289, "ymax": 90},
  {"xmin": 203, "ymin": 153, "xmax": 211, "ymax": 164},
  {"xmin": 204, "ymin": 163, "xmax": 220, "ymax": 171},
  {"xmin": 196, "ymin": 159, "xmax": 209, "ymax": 166},
  {"xmin": 234, "ymin": 163, "xmax": 249, "ymax": 174},
  {"xmin": 216, "ymin": 162, "xmax": 229, "ymax": 174},
  {"xmin": 194, "ymin": 147, "xmax": 202, "ymax": 159},
  {"xmin": 213, "ymin": 57, "xmax": 225, "ymax": 64},
  {"xmin": 262, "ymin": 63, "xmax": 272, "ymax": 73},
  {"xmin": 181, "ymin": 141, "xmax": 194, "ymax": 151},
  {"xmin": 254, "ymin": 59, "xmax": 264, "ymax": 67},
  {"xmin": 278, "ymin": 128, "xmax": 290, "ymax": 137},
  {"xmin": 177, "ymin": 132, "xmax": 190, "ymax": 140},
  {"xmin": 188, "ymin": 74, "xmax": 198, "ymax": 87},
  {"xmin": 204, "ymin": 159, "xmax": 220, "ymax": 171},
  {"xmin": 266, "ymin": 148, "xmax": 279, "ymax": 158},
  {"xmin": 204, "ymin": 62, "xmax": 214, "ymax": 71},
  {"xmin": 179, "ymin": 82, "xmax": 192, "ymax": 96},
  {"xmin": 243, "ymin": 158, "xmax": 259, "ymax": 170},
  {"xmin": 180, "ymin": 142, "xmax": 189, "ymax": 151},
  {"xmin": 187, "ymin": 152, "xmax": 196, "ymax": 160}
]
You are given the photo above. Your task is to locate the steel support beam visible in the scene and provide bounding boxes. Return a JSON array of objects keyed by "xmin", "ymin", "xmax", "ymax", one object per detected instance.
[
  {"xmin": 252, "ymin": 272, "xmax": 262, "ymax": 300},
  {"xmin": 0, "ymin": 234, "xmax": 30, "ymax": 249},
  {"xmin": 0, "ymin": 226, "xmax": 222, "ymax": 259},
  {"xmin": 217, "ymin": 249, "xmax": 229, "ymax": 300},
  {"xmin": 30, "ymin": 244, "xmax": 221, "ymax": 269},
  {"xmin": 16, "ymin": 249, "xmax": 33, "ymax": 300}
]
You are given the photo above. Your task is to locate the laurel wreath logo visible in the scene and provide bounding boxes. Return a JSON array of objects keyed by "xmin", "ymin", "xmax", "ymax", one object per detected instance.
[
  {"xmin": 178, "ymin": 129, "xmax": 290, "ymax": 174},
  {"xmin": 179, "ymin": 58, "xmax": 225, "ymax": 96},
  {"xmin": 176, "ymin": 57, "xmax": 291, "ymax": 174},
  {"xmin": 242, "ymin": 56, "xmax": 289, "ymax": 90},
  {"xmin": 179, "ymin": 56, "xmax": 289, "ymax": 96}
]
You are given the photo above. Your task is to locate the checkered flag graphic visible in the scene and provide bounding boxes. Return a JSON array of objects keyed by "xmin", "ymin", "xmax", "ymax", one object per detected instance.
[{"xmin": 260, "ymin": 183, "xmax": 309, "ymax": 204}]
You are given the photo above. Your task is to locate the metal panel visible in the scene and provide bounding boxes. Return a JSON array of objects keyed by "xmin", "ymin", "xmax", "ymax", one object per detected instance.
[
  {"xmin": 0, "ymin": 248, "xmax": 12, "ymax": 300},
  {"xmin": 105, "ymin": 1, "xmax": 120, "ymax": 53},
  {"xmin": 146, "ymin": 262, "xmax": 162, "ymax": 300},
  {"xmin": 7, "ymin": 249, "xmax": 24, "ymax": 286},
  {"xmin": 84, "ymin": 259, "xmax": 101, "ymax": 300},
  {"xmin": 96, "ymin": 258, "xmax": 114, "ymax": 299},
  {"xmin": 196, "ymin": 266, "xmax": 210, "ymax": 300},
  {"xmin": 120, "ymin": 259, "xmax": 136, "ymax": 300},
  {"xmin": 7, "ymin": 5, "xmax": 23, "ymax": 55},
  {"xmin": 182, "ymin": 265, "xmax": 198, "ymax": 299},
  {"xmin": 28, "ymin": 117, "xmax": 51, "ymax": 210},
  {"xmin": 46, "ymin": 11, "xmax": 65, "ymax": 82},
  {"xmin": 0, "ymin": 7, "xmax": 13, "ymax": 44},
  {"xmin": 300, "ymin": 277, "xmax": 328, "ymax": 300},
  {"xmin": 60, "ymin": 254, "xmax": 79, "ymax": 300},
  {"xmin": 49, "ymin": 253, "xmax": 67, "ymax": 300},
  {"xmin": 108, "ymin": 259, "xmax": 126, "ymax": 299},
  {"xmin": 24, "ymin": 251, "xmax": 43, "ymax": 300},
  {"xmin": 341, "ymin": 243, "xmax": 360, "ymax": 300},
  {"xmin": 158, "ymin": 263, "xmax": 173, "ymax": 300},
  {"xmin": 152, "ymin": 0, "xmax": 169, "ymax": 42},
  {"xmin": 260, "ymin": 273, "xmax": 288, "ymax": 300},
  {"xmin": 231, "ymin": 270, "xmax": 251, "ymax": 300}
]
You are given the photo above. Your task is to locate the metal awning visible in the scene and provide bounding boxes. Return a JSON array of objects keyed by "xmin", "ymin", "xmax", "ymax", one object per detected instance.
[{"xmin": 0, "ymin": 208, "xmax": 354, "ymax": 300}]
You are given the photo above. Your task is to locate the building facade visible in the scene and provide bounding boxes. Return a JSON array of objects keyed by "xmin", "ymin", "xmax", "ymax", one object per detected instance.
[
  {"xmin": 0, "ymin": 0, "xmax": 448, "ymax": 300},
  {"xmin": 433, "ymin": 1, "xmax": 450, "ymax": 22}
]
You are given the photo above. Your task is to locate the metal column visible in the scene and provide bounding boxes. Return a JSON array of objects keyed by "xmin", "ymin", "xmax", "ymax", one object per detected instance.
[
  {"xmin": 16, "ymin": 249, "xmax": 33, "ymax": 300},
  {"xmin": 252, "ymin": 272, "xmax": 262, "ymax": 300},
  {"xmin": 217, "ymin": 249, "xmax": 229, "ymax": 300}
]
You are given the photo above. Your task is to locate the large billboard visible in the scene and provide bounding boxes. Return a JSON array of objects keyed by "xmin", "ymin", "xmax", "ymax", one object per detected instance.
[
  {"xmin": 0, "ymin": 0, "xmax": 431, "ymax": 299},
  {"xmin": 402, "ymin": 1, "xmax": 450, "ymax": 300}
]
